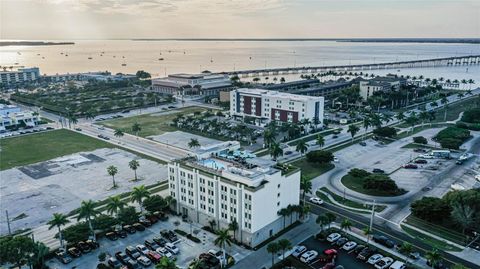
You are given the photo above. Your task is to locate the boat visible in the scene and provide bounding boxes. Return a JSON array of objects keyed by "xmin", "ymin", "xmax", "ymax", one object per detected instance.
[
  {"xmin": 60, "ymin": 52, "xmax": 64, "ymax": 55},
  {"xmin": 88, "ymin": 57, "xmax": 93, "ymax": 60},
  {"xmin": 159, "ymin": 58, "xmax": 164, "ymax": 61},
  {"xmin": 37, "ymin": 53, "xmax": 40, "ymax": 56},
  {"xmin": 122, "ymin": 63, "xmax": 127, "ymax": 66}
]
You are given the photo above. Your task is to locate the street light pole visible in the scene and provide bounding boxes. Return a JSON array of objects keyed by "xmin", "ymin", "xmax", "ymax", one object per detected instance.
[
  {"xmin": 6, "ymin": 210, "xmax": 11, "ymax": 235},
  {"xmin": 369, "ymin": 200, "xmax": 376, "ymax": 233}
]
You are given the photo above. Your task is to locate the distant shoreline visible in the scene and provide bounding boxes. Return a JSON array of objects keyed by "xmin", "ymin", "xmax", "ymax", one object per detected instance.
[
  {"xmin": 132, "ymin": 38, "xmax": 480, "ymax": 44},
  {"xmin": 0, "ymin": 41, "xmax": 75, "ymax": 47}
]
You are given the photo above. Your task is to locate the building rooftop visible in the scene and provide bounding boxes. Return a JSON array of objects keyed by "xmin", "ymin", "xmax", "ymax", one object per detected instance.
[{"xmin": 236, "ymin": 88, "xmax": 323, "ymax": 101}]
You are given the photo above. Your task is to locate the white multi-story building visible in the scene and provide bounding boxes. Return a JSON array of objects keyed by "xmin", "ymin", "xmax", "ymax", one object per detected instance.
[
  {"xmin": 0, "ymin": 67, "xmax": 40, "ymax": 85},
  {"xmin": 0, "ymin": 104, "xmax": 38, "ymax": 131},
  {"xmin": 230, "ymin": 88, "xmax": 324, "ymax": 126},
  {"xmin": 359, "ymin": 76, "xmax": 406, "ymax": 100},
  {"xmin": 152, "ymin": 73, "xmax": 233, "ymax": 97},
  {"xmin": 168, "ymin": 154, "xmax": 300, "ymax": 247}
]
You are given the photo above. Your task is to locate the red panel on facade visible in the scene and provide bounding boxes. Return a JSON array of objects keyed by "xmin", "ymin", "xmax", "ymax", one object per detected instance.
[
  {"xmin": 271, "ymin": 108, "xmax": 298, "ymax": 123},
  {"xmin": 255, "ymin": 97, "xmax": 262, "ymax": 116},
  {"xmin": 243, "ymin": 96, "xmax": 252, "ymax": 115}
]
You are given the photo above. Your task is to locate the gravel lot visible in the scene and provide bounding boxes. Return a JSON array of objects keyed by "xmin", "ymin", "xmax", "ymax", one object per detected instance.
[{"xmin": 0, "ymin": 148, "xmax": 167, "ymax": 234}]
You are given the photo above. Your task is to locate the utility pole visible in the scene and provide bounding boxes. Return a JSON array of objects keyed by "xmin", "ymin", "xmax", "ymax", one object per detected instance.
[
  {"xmin": 369, "ymin": 200, "xmax": 376, "ymax": 233},
  {"xmin": 6, "ymin": 210, "xmax": 11, "ymax": 235}
]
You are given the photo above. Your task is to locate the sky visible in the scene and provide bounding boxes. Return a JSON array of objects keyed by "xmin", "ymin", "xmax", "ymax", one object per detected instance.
[{"xmin": 1, "ymin": 0, "xmax": 479, "ymax": 40}]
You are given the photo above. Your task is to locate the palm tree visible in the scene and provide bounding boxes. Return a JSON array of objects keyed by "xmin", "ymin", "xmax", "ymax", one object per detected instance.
[
  {"xmin": 340, "ymin": 218, "xmax": 352, "ymax": 234},
  {"xmin": 362, "ymin": 117, "xmax": 370, "ymax": 140},
  {"xmin": 452, "ymin": 264, "xmax": 469, "ymax": 269},
  {"xmin": 263, "ymin": 129, "xmax": 275, "ymax": 148},
  {"xmin": 106, "ymin": 195, "xmax": 126, "ymax": 217},
  {"xmin": 363, "ymin": 227, "xmax": 372, "ymax": 245},
  {"xmin": 77, "ymin": 200, "xmax": 99, "ymax": 240},
  {"xmin": 295, "ymin": 139, "xmax": 308, "ymax": 155},
  {"xmin": 228, "ymin": 220, "xmax": 239, "ymax": 242},
  {"xmin": 278, "ymin": 239, "xmax": 292, "ymax": 260},
  {"xmin": 107, "ymin": 165, "xmax": 118, "ymax": 188},
  {"xmin": 381, "ymin": 113, "xmax": 393, "ymax": 125},
  {"xmin": 269, "ymin": 142, "xmax": 283, "ymax": 161},
  {"xmin": 347, "ymin": 124, "xmax": 359, "ymax": 142},
  {"xmin": 300, "ymin": 175, "xmax": 312, "ymax": 204},
  {"xmin": 451, "ymin": 204, "xmax": 475, "ymax": 243},
  {"xmin": 131, "ymin": 185, "xmax": 151, "ymax": 213},
  {"xmin": 214, "ymin": 229, "xmax": 232, "ymax": 267},
  {"xmin": 266, "ymin": 242, "xmax": 280, "ymax": 267},
  {"xmin": 399, "ymin": 242, "xmax": 413, "ymax": 264},
  {"xmin": 316, "ymin": 134, "xmax": 325, "ymax": 148},
  {"xmin": 316, "ymin": 214, "xmax": 330, "ymax": 232},
  {"xmin": 188, "ymin": 138, "xmax": 201, "ymax": 149},
  {"xmin": 70, "ymin": 116, "xmax": 78, "ymax": 128},
  {"xmin": 47, "ymin": 213, "xmax": 70, "ymax": 249},
  {"xmin": 114, "ymin": 129, "xmax": 124, "ymax": 139},
  {"xmin": 155, "ymin": 256, "xmax": 177, "ymax": 269},
  {"xmin": 467, "ymin": 79, "xmax": 475, "ymax": 90},
  {"xmin": 396, "ymin": 111, "xmax": 405, "ymax": 122},
  {"xmin": 405, "ymin": 115, "xmax": 418, "ymax": 133},
  {"xmin": 325, "ymin": 212, "xmax": 336, "ymax": 228},
  {"xmin": 419, "ymin": 111, "xmax": 430, "ymax": 126},
  {"xmin": 129, "ymin": 159, "xmax": 140, "ymax": 181},
  {"xmin": 277, "ymin": 208, "xmax": 289, "ymax": 229},
  {"xmin": 132, "ymin": 122, "xmax": 141, "ymax": 136},
  {"xmin": 426, "ymin": 249, "xmax": 442, "ymax": 268}
]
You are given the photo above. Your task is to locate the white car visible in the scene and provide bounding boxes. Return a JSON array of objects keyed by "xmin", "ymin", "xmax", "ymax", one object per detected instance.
[
  {"xmin": 137, "ymin": 256, "xmax": 152, "ymax": 266},
  {"xmin": 326, "ymin": 233, "xmax": 341, "ymax": 243},
  {"xmin": 333, "ymin": 157, "xmax": 339, "ymax": 162},
  {"xmin": 419, "ymin": 154, "xmax": 434, "ymax": 159},
  {"xmin": 475, "ymin": 174, "xmax": 480, "ymax": 181},
  {"xmin": 164, "ymin": 242, "xmax": 179, "ymax": 255},
  {"xmin": 374, "ymin": 257, "xmax": 394, "ymax": 269},
  {"xmin": 342, "ymin": 241, "xmax": 357, "ymax": 251},
  {"xmin": 136, "ymin": 244, "xmax": 149, "ymax": 255},
  {"xmin": 309, "ymin": 197, "xmax": 324, "ymax": 205},
  {"xmin": 156, "ymin": 247, "xmax": 173, "ymax": 259},
  {"xmin": 367, "ymin": 254, "xmax": 384, "ymax": 265},
  {"xmin": 300, "ymin": 250, "xmax": 318, "ymax": 263},
  {"xmin": 291, "ymin": 245, "xmax": 307, "ymax": 257}
]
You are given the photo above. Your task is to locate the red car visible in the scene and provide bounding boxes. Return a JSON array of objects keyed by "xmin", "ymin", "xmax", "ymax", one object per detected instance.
[
  {"xmin": 146, "ymin": 250, "xmax": 162, "ymax": 263},
  {"xmin": 403, "ymin": 164, "xmax": 418, "ymax": 169},
  {"xmin": 318, "ymin": 249, "xmax": 337, "ymax": 262}
]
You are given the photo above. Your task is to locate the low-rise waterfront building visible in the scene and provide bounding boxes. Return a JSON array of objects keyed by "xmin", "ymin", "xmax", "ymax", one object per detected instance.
[
  {"xmin": 0, "ymin": 67, "xmax": 40, "ymax": 86},
  {"xmin": 168, "ymin": 151, "xmax": 300, "ymax": 247},
  {"xmin": 152, "ymin": 73, "xmax": 233, "ymax": 97},
  {"xmin": 230, "ymin": 88, "xmax": 324, "ymax": 126},
  {"xmin": 0, "ymin": 104, "xmax": 38, "ymax": 131},
  {"xmin": 359, "ymin": 75, "xmax": 406, "ymax": 100}
]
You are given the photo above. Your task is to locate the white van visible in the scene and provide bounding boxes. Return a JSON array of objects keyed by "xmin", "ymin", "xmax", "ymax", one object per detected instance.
[{"xmin": 389, "ymin": 261, "xmax": 406, "ymax": 269}]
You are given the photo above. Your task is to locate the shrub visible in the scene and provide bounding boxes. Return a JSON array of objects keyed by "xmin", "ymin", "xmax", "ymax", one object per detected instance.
[
  {"xmin": 435, "ymin": 127, "xmax": 471, "ymax": 149},
  {"xmin": 461, "ymin": 108, "xmax": 480, "ymax": 123},
  {"xmin": 174, "ymin": 229, "xmax": 188, "ymax": 236},
  {"xmin": 348, "ymin": 168, "xmax": 370, "ymax": 178},
  {"xmin": 456, "ymin": 121, "xmax": 480, "ymax": 131},
  {"xmin": 306, "ymin": 150, "xmax": 334, "ymax": 164},
  {"xmin": 373, "ymin": 127, "xmax": 397, "ymax": 138},
  {"xmin": 187, "ymin": 234, "xmax": 202, "ymax": 243},
  {"xmin": 117, "ymin": 206, "xmax": 139, "ymax": 225},
  {"xmin": 63, "ymin": 222, "xmax": 90, "ymax": 244},
  {"xmin": 438, "ymin": 138, "xmax": 463, "ymax": 150},
  {"xmin": 363, "ymin": 174, "xmax": 400, "ymax": 193},
  {"xmin": 413, "ymin": 136, "xmax": 428, "ymax": 144},
  {"xmin": 92, "ymin": 215, "xmax": 118, "ymax": 231},
  {"xmin": 411, "ymin": 197, "xmax": 451, "ymax": 223}
]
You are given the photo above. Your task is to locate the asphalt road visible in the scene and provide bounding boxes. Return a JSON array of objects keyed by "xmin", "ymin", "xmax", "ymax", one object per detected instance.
[{"xmin": 306, "ymin": 201, "xmax": 480, "ymax": 269}]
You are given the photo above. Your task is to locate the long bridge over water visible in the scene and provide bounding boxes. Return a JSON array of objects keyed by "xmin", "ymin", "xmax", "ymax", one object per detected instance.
[{"xmin": 218, "ymin": 54, "xmax": 480, "ymax": 77}]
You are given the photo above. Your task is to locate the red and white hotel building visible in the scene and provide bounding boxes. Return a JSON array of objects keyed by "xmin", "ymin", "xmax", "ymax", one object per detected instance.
[{"xmin": 230, "ymin": 88, "xmax": 324, "ymax": 126}]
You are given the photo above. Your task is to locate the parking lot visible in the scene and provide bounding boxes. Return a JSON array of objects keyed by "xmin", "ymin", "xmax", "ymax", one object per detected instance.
[{"xmin": 47, "ymin": 216, "xmax": 252, "ymax": 269}]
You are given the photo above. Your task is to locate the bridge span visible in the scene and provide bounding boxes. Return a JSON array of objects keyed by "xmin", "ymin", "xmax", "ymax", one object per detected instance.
[{"xmin": 216, "ymin": 54, "xmax": 480, "ymax": 77}]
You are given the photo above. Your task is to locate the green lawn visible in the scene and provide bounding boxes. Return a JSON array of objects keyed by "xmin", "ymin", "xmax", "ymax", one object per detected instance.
[
  {"xmin": 401, "ymin": 225, "xmax": 462, "ymax": 252},
  {"xmin": 0, "ymin": 129, "xmax": 114, "ymax": 170},
  {"xmin": 290, "ymin": 159, "xmax": 334, "ymax": 180},
  {"xmin": 287, "ymin": 128, "xmax": 340, "ymax": 146},
  {"xmin": 318, "ymin": 187, "xmax": 386, "ymax": 212},
  {"xmin": 404, "ymin": 215, "xmax": 466, "ymax": 246},
  {"xmin": 341, "ymin": 174, "xmax": 407, "ymax": 197},
  {"xmin": 99, "ymin": 106, "xmax": 211, "ymax": 137}
]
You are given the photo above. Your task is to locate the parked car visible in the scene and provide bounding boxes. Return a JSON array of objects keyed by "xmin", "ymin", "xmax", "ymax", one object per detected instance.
[
  {"xmin": 106, "ymin": 232, "xmax": 118, "ymax": 241},
  {"xmin": 126, "ymin": 259, "xmax": 140, "ymax": 269},
  {"xmin": 389, "ymin": 260, "xmax": 406, "ymax": 269},
  {"xmin": 372, "ymin": 168, "xmax": 385, "ymax": 174},
  {"xmin": 353, "ymin": 245, "xmax": 366, "ymax": 254},
  {"xmin": 426, "ymin": 260, "xmax": 445, "ymax": 269},
  {"xmin": 108, "ymin": 257, "xmax": 123, "ymax": 269},
  {"xmin": 126, "ymin": 246, "xmax": 141, "ymax": 259},
  {"xmin": 409, "ymin": 252, "xmax": 420, "ymax": 260},
  {"xmin": 156, "ymin": 247, "xmax": 173, "ymax": 259},
  {"xmin": 77, "ymin": 241, "xmax": 91, "ymax": 253},
  {"xmin": 146, "ymin": 250, "xmax": 162, "ymax": 263},
  {"xmin": 373, "ymin": 235, "xmax": 396, "ymax": 248},
  {"xmin": 139, "ymin": 217, "xmax": 152, "ymax": 227},
  {"xmin": 116, "ymin": 229, "xmax": 128, "ymax": 238},
  {"xmin": 375, "ymin": 257, "xmax": 394, "ymax": 269},
  {"xmin": 309, "ymin": 197, "xmax": 324, "ymax": 205},
  {"xmin": 326, "ymin": 233, "xmax": 341, "ymax": 243},
  {"xmin": 359, "ymin": 141, "xmax": 367, "ymax": 146},
  {"xmin": 414, "ymin": 148, "xmax": 427, "ymax": 153},
  {"xmin": 284, "ymin": 151, "xmax": 293, "ymax": 155},
  {"xmin": 342, "ymin": 241, "xmax": 357, "ymax": 251},
  {"xmin": 124, "ymin": 225, "xmax": 136, "ymax": 234},
  {"xmin": 165, "ymin": 242, "xmax": 179, "ymax": 255},
  {"xmin": 334, "ymin": 237, "xmax": 348, "ymax": 247},
  {"xmin": 115, "ymin": 251, "xmax": 131, "ymax": 265},
  {"xmin": 153, "ymin": 236, "xmax": 167, "ymax": 247},
  {"xmin": 160, "ymin": 230, "xmax": 178, "ymax": 242},
  {"xmin": 318, "ymin": 249, "xmax": 337, "ymax": 262},
  {"xmin": 136, "ymin": 244, "xmax": 150, "ymax": 255},
  {"xmin": 74, "ymin": 128, "xmax": 82, "ymax": 131},
  {"xmin": 414, "ymin": 159, "xmax": 428, "ymax": 164},
  {"xmin": 86, "ymin": 239, "xmax": 99, "ymax": 249},
  {"xmin": 68, "ymin": 247, "xmax": 82, "ymax": 258},
  {"xmin": 368, "ymin": 254, "xmax": 384, "ymax": 265},
  {"xmin": 333, "ymin": 157, "xmax": 339, "ymax": 162},
  {"xmin": 137, "ymin": 256, "xmax": 152, "ymax": 267},
  {"xmin": 55, "ymin": 250, "xmax": 72, "ymax": 264},
  {"xmin": 145, "ymin": 239, "xmax": 160, "ymax": 250},
  {"xmin": 357, "ymin": 247, "xmax": 375, "ymax": 260},
  {"xmin": 132, "ymin": 223, "xmax": 145, "ymax": 231},
  {"xmin": 291, "ymin": 245, "xmax": 307, "ymax": 257},
  {"xmin": 300, "ymin": 250, "xmax": 318, "ymax": 263},
  {"xmin": 403, "ymin": 163, "xmax": 418, "ymax": 169}
]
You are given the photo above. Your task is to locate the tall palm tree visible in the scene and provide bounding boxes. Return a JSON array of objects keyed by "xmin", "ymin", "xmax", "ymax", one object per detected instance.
[
  {"xmin": 325, "ymin": 212, "xmax": 336, "ymax": 228},
  {"xmin": 267, "ymin": 242, "xmax": 280, "ymax": 267},
  {"xmin": 228, "ymin": 220, "xmax": 239, "ymax": 242},
  {"xmin": 278, "ymin": 239, "xmax": 292, "ymax": 260},
  {"xmin": 316, "ymin": 214, "xmax": 330, "ymax": 232},
  {"xmin": 106, "ymin": 195, "xmax": 126, "ymax": 217},
  {"xmin": 362, "ymin": 117, "xmax": 370, "ymax": 140},
  {"xmin": 381, "ymin": 113, "xmax": 393, "ymax": 125},
  {"xmin": 277, "ymin": 208, "xmax": 289, "ymax": 229},
  {"xmin": 188, "ymin": 138, "xmax": 201, "ymax": 149},
  {"xmin": 114, "ymin": 129, "xmax": 124, "ymax": 139},
  {"xmin": 405, "ymin": 115, "xmax": 418, "ymax": 133},
  {"xmin": 47, "ymin": 213, "xmax": 70, "ymax": 249},
  {"xmin": 399, "ymin": 242, "xmax": 413, "ymax": 264},
  {"xmin": 263, "ymin": 129, "xmax": 275, "ymax": 148},
  {"xmin": 396, "ymin": 111, "xmax": 405, "ymax": 122},
  {"xmin": 269, "ymin": 142, "xmax": 283, "ymax": 161},
  {"xmin": 300, "ymin": 175, "xmax": 312, "ymax": 204},
  {"xmin": 451, "ymin": 204, "xmax": 475, "ymax": 243},
  {"xmin": 363, "ymin": 227, "xmax": 372, "ymax": 245},
  {"xmin": 340, "ymin": 218, "xmax": 352, "ymax": 234},
  {"xmin": 295, "ymin": 139, "xmax": 308, "ymax": 155},
  {"xmin": 132, "ymin": 122, "xmax": 141, "ymax": 136},
  {"xmin": 107, "ymin": 165, "xmax": 118, "ymax": 188},
  {"xmin": 129, "ymin": 159, "xmax": 140, "ymax": 181},
  {"xmin": 316, "ymin": 134, "xmax": 325, "ymax": 148},
  {"xmin": 347, "ymin": 124, "xmax": 359, "ymax": 142},
  {"xmin": 214, "ymin": 229, "xmax": 232, "ymax": 267},
  {"xmin": 426, "ymin": 249, "xmax": 442, "ymax": 267},
  {"xmin": 419, "ymin": 111, "xmax": 430, "ymax": 126},
  {"xmin": 77, "ymin": 200, "xmax": 99, "ymax": 240},
  {"xmin": 131, "ymin": 185, "xmax": 151, "ymax": 213}
]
